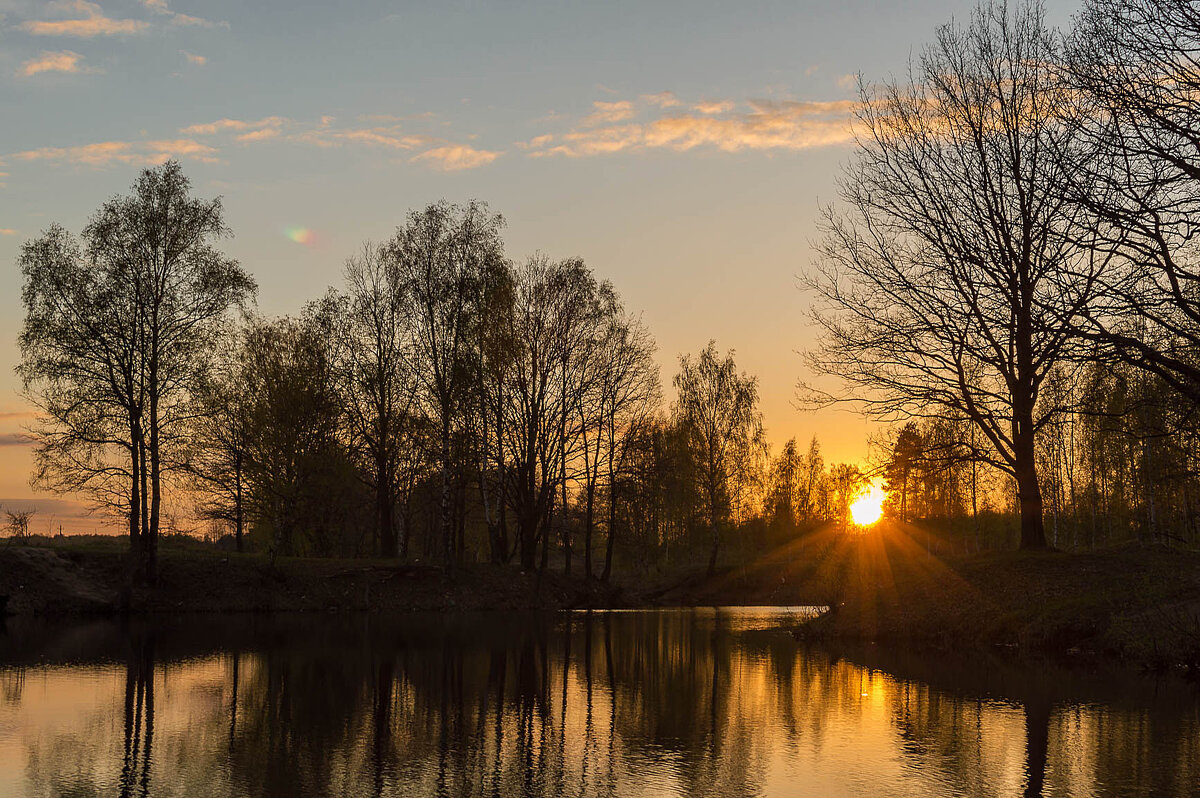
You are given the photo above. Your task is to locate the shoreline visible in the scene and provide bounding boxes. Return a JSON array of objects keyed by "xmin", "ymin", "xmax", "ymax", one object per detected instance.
[{"xmin": 4, "ymin": 533, "xmax": 1200, "ymax": 671}]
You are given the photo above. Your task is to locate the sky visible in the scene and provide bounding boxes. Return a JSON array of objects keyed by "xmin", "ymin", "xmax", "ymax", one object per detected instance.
[{"xmin": 0, "ymin": 0, "xmax": 1080, "ymax": 531}]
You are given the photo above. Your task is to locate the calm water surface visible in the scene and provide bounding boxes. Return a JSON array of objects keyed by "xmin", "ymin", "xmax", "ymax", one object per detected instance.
[{"xmin": 0, "ymin": 608, "xmax": 1197, "ymax": 797}]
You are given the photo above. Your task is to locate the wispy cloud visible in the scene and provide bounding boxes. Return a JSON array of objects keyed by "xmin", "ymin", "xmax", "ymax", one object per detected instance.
[
  {"xmin": 692, "ymin": 100, "xmax": 735, "ymax": 115},
  {"xmin": 0, "ymin": 229, "xmax": 17, "ymax": 236},
  {"xmin": 180, "ymin": 116, "xmax": 288, "ymax": 136},
  {"xmin": 582, "ymin": 100, "xmax": 635, "ymax": 126},
  {"xmin": 18, "ymin": 50, "xmax": 97, "ymax": 77},
  {"xmin": 526, "ymin": 96, "xmax": 857, "ymax": 158},
  {"xmin": 18, "ymin": 50, "xmax": 92, "ymax": 76},
  {"xmin": 20, "ymin": 1, "xmax": 148, "ymax": 37},
  {"xmin": 641, "ymin": 91, "xmax": 680, "ymax": 108},
  {"xmin": 0, "ymin": 433, "xmax": 33, "ymax": 447},
  {"xmin": 297, "ymin": 126, "xmax": 431, "ymax": 150},
  {"xmin": 13, "ymin": 115, "xmax": 501, "ymax": 174},
  {"xmin": 235, "ymin": 128, "xmax": 279, "ymax": 143},
  {"xmin": 180, "ymin": 50, "xmax": 206, "ymax": 65},
  {"xmin": 12, "ymin": 138, "xmax": 219, "ymax": 167},
  {"xmin": 141, "ymin": 0, "xmax": 226, "ymax": 29},
  {"xmin": 410, "ymin": 145, "xmax": 501, "ymax": 171}
]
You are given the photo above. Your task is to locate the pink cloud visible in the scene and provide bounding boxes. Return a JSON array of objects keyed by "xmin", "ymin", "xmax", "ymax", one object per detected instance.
[
  {"xmin": 20, "ymin": 1, "xmax": 148, "ymax": 37},
  {"xmin": 641, "ymin": 91, "xmax": 681, "ymax": 108},
  {"xmin": 410, "ymin": 145, "xmax": 501, "ymax": 171},
  {"xmin": 18, "ymin": 50, "xmax": 94, "ymax": 76},
  {"xmin": 180, "ymin": 116, "xmax": 288, "ymax": 136},
  {"xmin": 693, "ymin": 100, "xmax": 736, "ymax": 115},
  {"xmin": 13, "ymin": 138, "xmax": 219, "ymax": 167},
  {"xmin": 234, "ymin": 128, "xmax": 280, "ymax": 143},
  {"xmin": 583, "ymin": 100, "xmax": 635, "ymax": 126},
  {"xmin": 528, "ymin": 97, "xmax": 857, "ymax": 158},
  {"xmin": 142, "ymin": 0, "xmax": 226, "ymax": 29}
]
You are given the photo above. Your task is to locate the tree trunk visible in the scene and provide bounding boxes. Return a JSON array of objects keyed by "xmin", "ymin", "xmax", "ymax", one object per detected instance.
[
  {"xmin": 584, "ymin": 482, "xmax": 595, "ymax": 580},
  {"xmin": 1014, "ymin": 428, "xmax": 1046, "ymax": 550},
  {"xmin": 706, "ymin": 478, "xmax": 721, "ymax": 575},
  {"xmin": 234, "ymin": 462, "xmax": 244, "ymax": 554},
  {"xmin": 601, "ymin": 482, "xmax": 616, "ymax": 582},
  {"xmin": 602, "ymin": 421, "xmax": 617, "ymax": 582},
  {"xmin": 128, "ymin": 419, "xmax": 142, "ymax": 581},
  {"xmin": 519, "ymin": 511, "xmax": 537, "ymax": 570},
  {"xmin": 439, "ymin": 422, "xmax": 454, "ymax": 572},
  {"xmin": 377, "ymin": 473, "xmax": 396, "ymax": 558},
  {"xmin": 707, "ymin": 518, "xmax": 720, "ymax": 576}
]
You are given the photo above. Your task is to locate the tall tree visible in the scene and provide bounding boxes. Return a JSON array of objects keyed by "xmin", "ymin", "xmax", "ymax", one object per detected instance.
[
  {"xmin": 598, "ymin": 305, "xmax": 660, "ymax": 580},
  {"xmin": 806, "ymin": 1, "xmax": 1097, "ymax": 549},
  {"xmin": 673, "ymin": 342, "xmax": 764, "ymax": 574},
  {"xmin": 502, "ymin": 256, "xmax": 593, "ymax": 570},
  {"xmin": 389, "ymin": 201, "xmax": 505, "ymax": 569},
  {"xmin": 884, "ymin": 423, "xmax": 924, "ymax": 523},
  {"xmin": 1065, "ymin": 0, "xmax": 1200, "ymax": 406},
  {"xmin": 19, "ymin": 161, "xmax": 254, "ymax": 581},
  {"xmin": 188, "ymin": 328, "xmax": 252, "ymax": 552},
  {"xmin": 336, "ymin": 244, "xmax": 419, "ymax": 558},
  {"xmin": 239, "ymin": 309, "xmax": 352, "ymax": 556}
]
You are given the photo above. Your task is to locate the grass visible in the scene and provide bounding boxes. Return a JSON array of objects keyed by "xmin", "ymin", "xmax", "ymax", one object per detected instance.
[
  {"xmin": 646, "ymin": 520, "xmax": 1200, "ymax": 669},
  {"xmin": 5, "ymin": 521, "xmax": 1200, "ymax": 668}
]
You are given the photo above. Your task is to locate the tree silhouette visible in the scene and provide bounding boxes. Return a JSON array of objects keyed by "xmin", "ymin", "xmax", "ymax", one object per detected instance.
[
  {"xmin": 18, "ymin": 161, "xmax": 254, "ymax": 580},
  {"xmin": 1065, "ymin": 0, "xmax": 1200, "ymax": 406},
  {"xmin": 807, "ymin": 1, "xmax": 1099, "ymax": 549},
  {"xmin": 673, "ymin": 342, "xmax": 764, "ymax": 574}
]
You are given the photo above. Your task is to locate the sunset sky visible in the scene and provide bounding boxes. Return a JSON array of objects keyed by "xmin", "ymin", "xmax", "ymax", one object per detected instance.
[{"xmin": 0, "ymin": 0, "xmax": 1078, "ymax": 530}]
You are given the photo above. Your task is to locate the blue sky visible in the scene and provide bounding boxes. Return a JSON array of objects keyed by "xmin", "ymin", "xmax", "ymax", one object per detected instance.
[{"xmin": 0, "ymin": 0, "xmax": 1079, "ymax": 527}]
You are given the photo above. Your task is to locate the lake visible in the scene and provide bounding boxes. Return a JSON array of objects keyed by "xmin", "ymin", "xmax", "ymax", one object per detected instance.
[{"xmin": 0, "ymin": 608, "xmax": 1197, "ymax": 797}]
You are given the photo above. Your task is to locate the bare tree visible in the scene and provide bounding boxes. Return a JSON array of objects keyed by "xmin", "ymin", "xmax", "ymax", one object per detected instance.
[
  {"xmin": 673, "ymin": 342, "xmax": 764, "ymax": 574},
  {"xmin": 806, "ymin": 1, "xmax": 1099, "ymax": 549},
  {"xmin": 388, "ymin": 201, "xmax": 505, "ymax": 569},
  {"xmin": 4, "ymin": 509, "xmax": 35, "ymax": 540},
  {"xmin": 238, "ymin": 309, "xmax": 350, "ymax": 556},
  {"xmin": 502, "ymin": 256, "xmax": 592, "ymax": 570},
  {"xmin": 469, "ymin": 256, "xmax": 518, "ymax": 564},
  {"xmin": 336, "ymin": 244, "xmax": 419, "ymax": 558},
  {"xmin": 598, "ymin": 303, "xmax": 660, "ymax": 580},
  {"xmin": 19, "ymin": 161, "xmax": 254, "ymax": 581},
  {"xmin": 188, "ymin": 329, "xmax": 252, "ymax": 552},
  {"xmin": 1064, "ymin": 0, "xmax": 1200, "ymax": 405}
]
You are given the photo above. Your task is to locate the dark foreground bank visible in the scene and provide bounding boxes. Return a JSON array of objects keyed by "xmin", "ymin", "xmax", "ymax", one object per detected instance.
[
  {"xmin": 3, "ymin": 523, "xmax": 1200, "ymax": 669},
  {"xmin": 0, "ymin": 544, "xmax": 617, "ymax": 615}
]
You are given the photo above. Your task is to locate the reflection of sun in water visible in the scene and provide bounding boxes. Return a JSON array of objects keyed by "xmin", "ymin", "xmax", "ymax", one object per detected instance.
[{"xmin": 850, "ymin": 483, "xmax": 885, "ymax": 526}]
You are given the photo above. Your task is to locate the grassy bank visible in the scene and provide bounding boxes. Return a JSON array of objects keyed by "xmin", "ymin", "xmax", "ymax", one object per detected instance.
[
  {"xmin": 0, "ymin": 540, "xmax": 615, "ymax": 615},
  {"xmin": 650, "ymin": 521, "xmax": 1200, "ymax": 669},
  {"xmin": 5, "ymin": 522, "xmax": 1200, "ymax": 668}
]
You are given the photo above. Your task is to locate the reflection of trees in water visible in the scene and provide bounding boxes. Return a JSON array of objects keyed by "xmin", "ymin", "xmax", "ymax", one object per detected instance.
[
  {"xmin": 7, "ymin": 613, "xmax": 1200, "ymax": 797},
  {"xmin": 1, "ymin": 665, "xmax": 25, "ymax": 704},
  {"xmin": 119, "ymin": 631, "xmax": 155, "ymax": 798},
  {"xmin": 827, "ymin": 645, "xmax": 1200, "ymax": 798}
]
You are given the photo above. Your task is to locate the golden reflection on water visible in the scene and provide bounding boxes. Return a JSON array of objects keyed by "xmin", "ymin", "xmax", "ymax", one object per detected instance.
[{"xmin": 0, "ymin": 610, "xmax": 1198, "ymax": 797}]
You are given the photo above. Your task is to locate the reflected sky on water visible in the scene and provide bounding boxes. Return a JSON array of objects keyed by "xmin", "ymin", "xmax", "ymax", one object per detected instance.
[{"xmin": 0, "ymin": 609, "xmax": 1197, "ymax": 797}]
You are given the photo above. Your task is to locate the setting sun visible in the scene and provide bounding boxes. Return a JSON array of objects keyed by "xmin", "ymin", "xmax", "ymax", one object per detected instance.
[{"xmin": 850, "ymin": 483, "xmax": 885, "ymax": 526}]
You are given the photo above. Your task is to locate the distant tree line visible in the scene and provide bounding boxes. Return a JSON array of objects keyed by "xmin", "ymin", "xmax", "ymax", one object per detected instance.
[
  {"xmin": 17, "ymin": 165, "xmax": 878, "ymax": 583},
  {"xmin": 809, "ymin": 0, "xmax": 1200, "ymax": 551}
]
